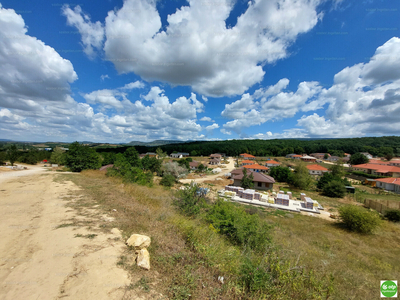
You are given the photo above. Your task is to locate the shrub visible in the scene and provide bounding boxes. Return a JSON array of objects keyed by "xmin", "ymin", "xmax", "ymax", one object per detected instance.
[
  {"xmin": 338, "ymin": 205, "xmax": 381, "ymax": 234},
  {"xmin": 160, "ymin": 174, "xmax": 176, "ymax": 187},
  {"xmin": 206, "ymin": 200, "xmax": 272, "ymax": 252},
  {"xmin": 269, "ymin": 166, "xmax": 292, "ymax": 183},
  {"xmin": 174, "ymin": 184, "xmax": 206, "ymax": 217},
  {"xmin": 384, "ymin": 209, "xmax": 400, "ymax": 222},
  {"xmin": 322, "ymin": 180, "xmax": 346, "ymax": 198}
]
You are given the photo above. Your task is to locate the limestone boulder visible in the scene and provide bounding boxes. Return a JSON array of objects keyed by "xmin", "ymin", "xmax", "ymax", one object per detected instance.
[
  {"xmin": 137, "ymin": 249, "xmax": 150, "ymax": 270},
  {"xmin": 126, "ymin": 234, "xmax": 151, "ymax": 250}
]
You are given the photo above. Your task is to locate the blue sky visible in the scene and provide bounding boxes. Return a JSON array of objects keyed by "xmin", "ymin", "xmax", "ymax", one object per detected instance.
[{"xmin": 0, "ymin": 0, "xmax": 399, "ymax": 142}]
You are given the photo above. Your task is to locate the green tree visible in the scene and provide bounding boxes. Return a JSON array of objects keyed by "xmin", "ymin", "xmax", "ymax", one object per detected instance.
[
  {"xmin": 65, "ymin": 142, "xmax": 101, "ymax": 172},
  {"xmin": 385, "ymin": 153, "xmax": 394, "ymax": 161},
  {"xmin": 322, "ymin": 180, "xmax": 346, "ymax": 198},
  {"xmin": 349, "ymin": 152, "xmax": 369, "ymax": 165},
  {"xmin": 160, "ymin": 174, "xmax": 176, "ymax": 187},
  {"xmin": 241, "ymin": 169, "xmax": 254, "ymax": 189},
  {"xmin": 323, "ymin": 153, "xmax": 329, "ymax": 159},
  {"xmin": 269, "ymin": 166, "xmax": 292, "ymax": 183},
  {"xmin": 50, "ymin": 147, "xmax": 66, "ymax": 165},
  {"xmin": 6, "ymin": 144, "xmax": 19, "ymax": 166},
  {"xmin": 0, "ymin": 151, "xmax": 6, "ymax": 165},
  {"xmin": 197, "ymin": 163, "xmax": 206, "ymax": 173},
  {"xmin": 330, "ymin": 161, "xmax": 345, "ymax": 177},
  {"xmin": 190, "ymin": 150, "xmax": 198, "ymax": 156},
  {"xmin": 156, "ymin": 147, "xmax": 167, "ymax": 159},
  {"xmin": 124, "ymin": 147, "xmax": 141, "ymax": 168},
  {"xmin": 291, "ymin": 163, "xmax": 313, "ymax": 190},
  {"xmin": 316, "ymin": 172, "xmax": 334, "ymax": 190}
]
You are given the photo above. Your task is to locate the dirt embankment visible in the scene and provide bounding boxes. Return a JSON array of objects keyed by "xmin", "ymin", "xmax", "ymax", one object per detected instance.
[{"xmin": 0, "ymin": 173, "xmax": 134, "ymax": 300}]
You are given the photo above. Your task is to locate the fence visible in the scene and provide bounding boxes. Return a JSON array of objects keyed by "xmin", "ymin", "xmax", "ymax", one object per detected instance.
[{"xmin": 364, "ymin": 199, "xmax": 400, "ymax": 214}]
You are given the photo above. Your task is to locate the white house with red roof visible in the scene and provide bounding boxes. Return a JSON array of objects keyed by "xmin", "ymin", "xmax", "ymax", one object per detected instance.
[
  {"xmin": 352, "ymin": 163, "xmax": 400, "ymax": 177},
  {"xmin": 241, "ymin": 159, "xmax": 254, "ymax": 166},
  {"xmin": 240, "ymin": 153, "xmax": 256, "ymax": 160},
  {"xmin": 375, "ymin": 178, "xmax": 400, "ymax": 194},
  {"xmin": 306, "ymin": 164, "xmax": 329, "ymax": 175},
  {"xmin": 265, "ymin": 160, "xmax": 281, "ymax": 167},
  {"xmin": 243, "ymin": 164, "xmax": 269, "ymax": 173}
]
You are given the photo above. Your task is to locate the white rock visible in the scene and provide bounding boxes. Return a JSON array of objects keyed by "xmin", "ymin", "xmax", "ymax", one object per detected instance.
[
  {"xmin": 126, "ymin": 234, "xmax": 151, "ymax": 250},
  {"xmin": 137, "ymin": 249, "xmax": 150, "ymax": 270}
]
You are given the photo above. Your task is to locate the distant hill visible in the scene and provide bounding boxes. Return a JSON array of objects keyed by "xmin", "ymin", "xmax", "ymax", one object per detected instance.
[
  {"xmin": 0, "ymin": 139, "xmax": 12, "ymax": 142},
  {"xmin": 124, "ymin": 140, "xmax": 192, "ymax": 147}
]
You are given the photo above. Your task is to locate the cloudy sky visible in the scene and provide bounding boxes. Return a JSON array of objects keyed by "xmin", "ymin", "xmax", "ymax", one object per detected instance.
[{"xmin": 0, "ymin": 0, "xmax": 399, "ymax": 142}]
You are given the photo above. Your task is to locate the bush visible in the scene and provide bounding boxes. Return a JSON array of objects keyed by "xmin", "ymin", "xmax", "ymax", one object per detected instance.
[
  {"xmin": 269, "ymin": 166, "xmax": 292, "ymax": 183},
  {"xmin": 322, "ymin": 180, "xmax": 346, "ymax": 198},
  {"xmin": 174, "ymin": 185, "xmax": 207, "ymax": 217},
  {"xmin": 338, "ymin": 205, "xmax": 381, "ymax": 234},
  {"xmin": 206, "ymin": 200, "xmax": 272, "ymax": 252},
  {"xmin": 384, "ymin": 209, "xmax": 400, "ymax": 222},
  {"xmin": 160, "ymin": 174, "xmax": 176, "ymax": 187}
]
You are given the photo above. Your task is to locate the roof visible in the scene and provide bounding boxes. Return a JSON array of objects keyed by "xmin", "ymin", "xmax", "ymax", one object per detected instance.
[
  {"xmin": 306, "ymin": 164, "xmax": 328, "ymax": 171},
  {"xmin": 241, "ymin": 159, "xmax": 254, "ymax": 164},
  {"xmin": 210, "ymin": 158, "xmax": 220, "ymax": 162},
  {"xmin": 375, "ymin": 178, "xmax": 400, "ymax": 185},
  {"xmin": 369, "ymin": 159, "xmax": 390, "ymax": 165},
  {"xmin": 233, "ymin": 170, "xmax": 275, "ymax": 183},
  {"xmin": 243, "ymin": 164, "xmax": 269, "ymax": 170},
  {"xmin": 210, "ymin": 154, "xmax": 222, "ymax": 158},
  {"xmin": 240, "ymin": 153, "xmax": 255, "ymax": 158},
  {"xmin": 231, "ymin": 168, "xmax": 246, "ymax": 175},
  {"xmin": 353, "ymin": 163, "xmax": 400, "ymax": 174},
  {"xmin": 265, "ymin": 160, "xmax": 280, "ymax": 165},
  {"xmin": 301, "ymin": 155, "xmax": 317, "ymax": 160},
  {"xmin": 292, "ymin": 155, "xmax": 303, "ymax": 158},
  {"xmin": 189, "ymin": 161, "xmax": 199, "ymax": 167}
]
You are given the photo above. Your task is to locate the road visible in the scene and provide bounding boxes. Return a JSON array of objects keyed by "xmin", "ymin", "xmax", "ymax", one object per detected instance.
[
  {"xmin": 180, "ymin": 157, "xmax": 237, "ymax": 184},
  {"xmin": 0, "ymin": 170, "xmax": 132, "ymax": 300}
]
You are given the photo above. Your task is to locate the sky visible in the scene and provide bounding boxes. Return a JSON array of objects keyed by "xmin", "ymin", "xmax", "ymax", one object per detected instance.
[{"xmin": 0, "ymin": 0, "xmax": 399, "ymax": 143}]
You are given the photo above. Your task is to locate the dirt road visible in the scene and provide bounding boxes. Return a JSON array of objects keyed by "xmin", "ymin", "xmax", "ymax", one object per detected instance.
[
  {"xmin": 0, "ymin": 172, "xmax": 132, "ymax": 300},
  {"xmin": 180, "ymin": 157, "xmax": 236, "ymax": 184}
]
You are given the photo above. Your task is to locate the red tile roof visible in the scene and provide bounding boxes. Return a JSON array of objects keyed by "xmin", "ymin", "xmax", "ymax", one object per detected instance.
[
  {"xmin": 368, "ymin": 159, "xmax": 390, "ymax": 165},
  {"xmin": 375, "ymin": 178, "xmax": 400, "ymax": 185},
  {"xmin": 306, "ymin": 164, "xmax": 328, "ymax": 171},
  {"xmin": 240, "ymin": 153, "xmax": 255, "ymax": 158},
  {"xmin": 292, "ymin": 155, "xmax": 303, "ymax": 158},
  {"xmin": 353, "ymin": 164, "xmax": 400, "ymax": 174},
  {"xmin": 243, "ymin": 164, "xmax": 269, "ymax": 170},
  {"xmin": 266, "ymin": 160, "xmax": 280, "ymax": 165},
  {"xmin": 241, "ymin": 160, "xmax": 254, "ymax": 164}
]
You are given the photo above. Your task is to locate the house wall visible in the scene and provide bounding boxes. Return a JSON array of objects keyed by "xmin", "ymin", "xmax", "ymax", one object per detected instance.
[
  {"xmin": 309, "ymin": 170, "xmax": 322, "ymax": 175},
  {"xmin": 233, "ymin": 179, "xmax": 273, "ymax": 191}
]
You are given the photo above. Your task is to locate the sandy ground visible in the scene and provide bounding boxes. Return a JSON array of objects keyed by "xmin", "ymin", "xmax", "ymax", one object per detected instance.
[
  {"xmin": 0, "ymin": 171, "xmax": 136, "ymax": 300},
  {"xmin": 180, "ymin": 157, "xmax": 236, "ymax": 184}
]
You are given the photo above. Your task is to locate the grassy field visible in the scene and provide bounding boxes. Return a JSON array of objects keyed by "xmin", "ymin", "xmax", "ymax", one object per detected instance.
[{"xmin": 56, "ymin": 171, "xmax": 400, "ymax": 299}]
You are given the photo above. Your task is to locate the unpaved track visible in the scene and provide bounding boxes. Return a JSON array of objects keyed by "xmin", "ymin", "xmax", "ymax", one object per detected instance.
[{"xmin": 0, "ymin": 173, "xmax": 131, "ymax": 300}]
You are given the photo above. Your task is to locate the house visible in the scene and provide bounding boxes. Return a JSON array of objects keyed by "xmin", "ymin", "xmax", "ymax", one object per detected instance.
[
  {"xmin": 327, "ymin": 156, "xmax": 341, "ymax": 162},
  {"xmin": 306, "ymin": 164, "xmax": 329, "ymax": 175},
  {"xmin": 243, "ymin": 164, "xmax": 269, "ymax": 173},
  {"xmin": 389, "ymin": 160, "xmax": 400, "ymax": 167},
  {"xmin": 344, "ymin": 153, "xmax": 351, "ymax": 158},
  {"xmin": 310, "ymin": 153, "xmax": 330, "ymax": 160},
  {"xmin": 239, "ymin": 153, "xmax": 256, "ymax": 160},
  {"xmin": 375, "ymin": 178, "xmax": 400, "ymax": 194},
  {"xmin": 265, "ymin": 160, "xmax": 281, "ymax": 168},
  {"xmin": 140, "ymin": 152, "xmax": 158, "ymax": 158},
  {"xmin": 210, "ymin": 154, "xmax": 222, "ymax": 160},
  {"xmin": 369, "ymin": 159, "xmax": 390, "ymax": 165},
  {"xmin": 300, "ymin": 155, "xmax": 317, "ymax": 162},
  {"xmin": 352, "ymin": 163, "xmax": 400, "ymax": 177},
  {"xmin": 241, "ymin": 159, "xmax": 254, "ymax": 166},
  {"xmin": 189, "ymin": 161, "xmax": 200, "ymax": 170},
  {"xmin": 232, "ymin": 169, "xmax": 275, "ymax": 190},
  {"xmin": 209, "ymin": 158, "xmax": 220, "ymax": 165},
  {"xmin": 292, "ymin": 155, "xmax": 303, "ymax": 160},
  {"xmin": 170, "ymin": 152, "xmax": 189, "ymax": 158},
  {"xmin": 360, "ymin": 152, "xmax": 373, "ymax": 159}
]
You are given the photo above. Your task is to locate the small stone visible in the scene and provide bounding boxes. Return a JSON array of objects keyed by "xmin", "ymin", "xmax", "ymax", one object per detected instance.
[
  {"xmin": 126, "ymin": 234, "xmax": 151, "ymax": 250},
  {"xmin": 137, "ymin": 249, "xmax": 150, "ymax": 270}
]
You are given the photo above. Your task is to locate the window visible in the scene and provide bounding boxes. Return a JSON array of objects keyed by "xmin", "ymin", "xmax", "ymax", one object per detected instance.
[{"xmin": 258, "ymin": 182, "xmax": 262, "ymax": 187}]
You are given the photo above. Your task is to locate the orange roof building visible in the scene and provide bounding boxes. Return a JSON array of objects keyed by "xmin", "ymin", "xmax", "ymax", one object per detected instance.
[
  {"xmin": 243, "ymin": 164, "xmax": 269, "ymax": 173},
  {"xmin": 241, "ymin": 159, "xmax": 254, "ymax": 166},
  {"xmin": 352, "ymin": 163, "xmax": 400, "ymax": 177},
  {"xmin": 375, "ymin": 177, "xmax": 400, "ymax": 193},
  {"xmin": 240, "ymin": 153, "xmax": 256, "ymax": 159},
  {"xmin": 306, "ymin": 164, "xmax": 329, "ymax": 175},
  {"xmin": 265, "ymin": 160, "xmax": 281, "ymax": 167}
]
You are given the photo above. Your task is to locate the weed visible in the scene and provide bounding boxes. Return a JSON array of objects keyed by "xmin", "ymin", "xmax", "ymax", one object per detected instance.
[{"xmin": 74, "ymin": 233, "xmax": 97, "ymax": 239}]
